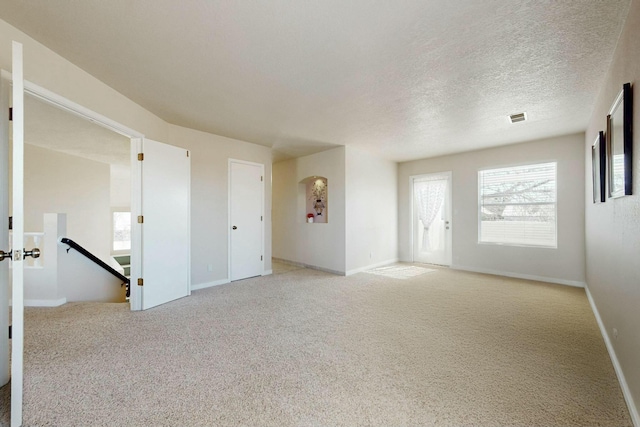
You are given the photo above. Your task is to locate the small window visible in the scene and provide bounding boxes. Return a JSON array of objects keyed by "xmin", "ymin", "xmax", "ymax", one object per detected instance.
[
  {"xmin": 112, "ymin": 211, "xmax": 131, "ymax": 251},
  {"xmin": 479, "ymin": 162, "xmax": 557, "ymax": 248}
]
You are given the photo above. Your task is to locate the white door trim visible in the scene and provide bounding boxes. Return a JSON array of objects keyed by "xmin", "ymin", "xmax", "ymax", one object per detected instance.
[
  {"xmin": 409, "ymin": 171, "xmax": 453, "ymax": 265},
  {"xmin": 228, "ymin": 159, "xmax": 265, "ymax": 281}
]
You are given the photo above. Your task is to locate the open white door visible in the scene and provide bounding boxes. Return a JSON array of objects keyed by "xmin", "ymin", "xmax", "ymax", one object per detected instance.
[
  {"xmin": 132, "ymin": 139, "xmax": 190, "ymax": 310},
  {"xmin": 412, "ymin": 172, "xmax": 453, "ymax": 267},
  {"xmin": 0, "ymin": 63, "xmax": 11, "ymax": 392},
  {"xmin": 229, "ymin": 160, "xmax": 264, "ymax": 281},
  {"xmin": 10, "ymin": 41, "xmax": 25, "ymax": 427}
]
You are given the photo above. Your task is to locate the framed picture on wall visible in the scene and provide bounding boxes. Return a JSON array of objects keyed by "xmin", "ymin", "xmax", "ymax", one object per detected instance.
[
  {"xmin": 606, "ymin": 82, "xmax": 633, "ymax": 198},
  {"xmin": 592, "ymin": 131, "xmax": 606, "ymax": 203}
]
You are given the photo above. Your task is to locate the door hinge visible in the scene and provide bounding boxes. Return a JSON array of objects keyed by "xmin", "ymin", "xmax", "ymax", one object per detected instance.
[
  {"xmin": 261, "ymin": 176, "xmax": 263, "ymax": 182},
  {"xmin": 8, "ymin": 216, "xmax": 12, "ymax": 230},
  {"xmin": 186, "ymin": 150, "xmax": 190, "ymax": 157},
  {"xmin": 261, "ymin": 255, "xmax": 263, "ymax": 261},
  {"xmin": 138, "ymin": 153, "xmax": 144, "ymax": 161},
  {"xmin": 138, "ymin": 278, "xmax": 144, "ymax": 286},
  {"xmin": 8, "ymin": 325, "xmax": 11, "ymax": 339},
  {"xmin": 9, "ymin": 107, "xmax": 12, "ymax": 121},
  {"xmin": 261, "ymin": 215, "xmax": 263, "ymax": 221},
  {"xmin": 138, "ymin": 215, "xmax": 144, "ymax": 224}
]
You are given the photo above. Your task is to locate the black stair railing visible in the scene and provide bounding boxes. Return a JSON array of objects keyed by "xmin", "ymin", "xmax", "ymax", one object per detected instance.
[{"xmin": 60, "ymin": 237, "xmax": 130, "ymax": 297}]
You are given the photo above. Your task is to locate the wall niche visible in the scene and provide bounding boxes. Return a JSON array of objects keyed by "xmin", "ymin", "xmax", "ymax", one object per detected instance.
[{"xmin": 300, "ymin": 176, "xmax": 328, "ymax": 223}]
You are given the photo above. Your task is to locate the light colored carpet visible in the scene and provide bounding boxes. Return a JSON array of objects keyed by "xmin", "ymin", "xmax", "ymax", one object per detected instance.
[
  {"xmin": 365, "ymin": 264, "xmax": 436, "ymax": 279},
  {"xmin": 0, "ymin": 264, "xmax": 632, "ymax": 426}
]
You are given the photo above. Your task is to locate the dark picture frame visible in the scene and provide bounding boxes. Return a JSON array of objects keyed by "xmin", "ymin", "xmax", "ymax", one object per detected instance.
[
  {"xmin": 606, "ymin": 82, "xmax": 633, "ymax": 198},
  {"xmin": 592, "ymin": 131, "xmax": 606, "ymax": 203}
]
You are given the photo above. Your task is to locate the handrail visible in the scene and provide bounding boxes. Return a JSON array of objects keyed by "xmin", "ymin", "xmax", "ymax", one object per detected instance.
[{"xmin": 59, "ymin": 237, "xmax": 130, "ymax": 297}]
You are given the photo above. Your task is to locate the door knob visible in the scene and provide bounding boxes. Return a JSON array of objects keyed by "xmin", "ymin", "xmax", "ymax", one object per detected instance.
[
  {"xmin": 0, "ymin": 248, "xmax": 40, "ymax": 261},
  {"xmin": 24, "ymin": 248, "xmax": 41, "ymax": 259},
  {"xmin": 232, "ymin": 226, "xmax": 237, "ymax": 230}
]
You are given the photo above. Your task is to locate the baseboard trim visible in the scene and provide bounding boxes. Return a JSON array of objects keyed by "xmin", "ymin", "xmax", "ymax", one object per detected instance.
[
  {"xmin": 273, "ymin": 257, "xmax": 345, "ymax": 276},
  {"xmin": 9, "ymin": 298, "xmax": 67, "ymax": 307},
  {"xmin": 272, "ymin": 257, "xmax": 306, "ymax": 268},
  {"xmin": 585, "ymin": 286, "xmax": 639, "ymax": 427},
  {"xmin": 450, "ymin": 264, "xmax": 586, "ymax": 288},
  {"xmin": 345, "ymin": 258, "xmax": 400, "ymax": 276},
  {"xmin": 191, "ymin": 278, "xmax": 230, "ymax": 291}
]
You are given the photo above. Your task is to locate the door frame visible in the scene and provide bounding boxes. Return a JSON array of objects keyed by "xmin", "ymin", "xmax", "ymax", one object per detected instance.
[
  {"xmin": 409, "ymin": 171, "xmax": 453, "ymax": 265},
  {"xmin": 0, "ymin": 71, "xmax": 145, "ymax": 311},
  {"xmin": 228, "ymin": 159, "xmax": 265, "ymax": 281}
]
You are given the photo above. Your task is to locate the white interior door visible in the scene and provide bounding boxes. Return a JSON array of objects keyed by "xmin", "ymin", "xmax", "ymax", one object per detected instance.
[
  {"xmin": 413, "ymin": 172, "xmax": 453, "ymax": 266},
  {"xmin": 138, "ymin": 139, "xmax": 190, "ymax": 310},
  {"xmin": 229, "ymin": 160, "xmax": 263, "ymax": 281},
  {"xmin": 0, "ymin": 63, "xmax": 11, "ymax": 391},
  {"xmin": 10, "ymin": 41, "xmax": 25, "ymax": 427}
]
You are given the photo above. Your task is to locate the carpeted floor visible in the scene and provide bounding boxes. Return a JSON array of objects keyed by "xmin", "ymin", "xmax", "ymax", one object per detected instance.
[
  {"xmin": 0, "ymin": 263, "xmax": 632, "ymax": 426},
  {"xmin": 365, "ymin": 264, "xmax": 436, "ymax": 279}
]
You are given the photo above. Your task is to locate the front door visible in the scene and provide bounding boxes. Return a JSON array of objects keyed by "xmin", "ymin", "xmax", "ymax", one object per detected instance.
[
  {"xmin": 412, "ymin": 172, "xmax": 453, "ymax": 266},
  {"xmin": 136, "ymin": 138, "xmax": 191, "ymax": 310},
  {"xmin": 229, "ymin": 160, "xmax": 263, "ymax": 281}
]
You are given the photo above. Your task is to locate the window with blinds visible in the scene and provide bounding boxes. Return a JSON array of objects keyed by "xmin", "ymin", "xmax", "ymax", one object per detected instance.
[{"xmin": 478, "ymin": 162, "xmax": 557, "ymax": 247}]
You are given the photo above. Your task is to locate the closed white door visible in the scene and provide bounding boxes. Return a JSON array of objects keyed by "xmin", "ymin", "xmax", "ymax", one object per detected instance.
[
  {"xmin": 412, "ymin": 172, "xmax": 453, "ymax": 266},
  {"xmin": 140, "ymin": 139, "xmax": 191, "ymax": 310},
  {"xmin": 229, "ymin": 160, "xmax": 263, "ymax": 281}
]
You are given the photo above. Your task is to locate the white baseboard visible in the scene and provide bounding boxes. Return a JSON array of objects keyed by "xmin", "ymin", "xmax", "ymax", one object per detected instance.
[
  {"xmin": 345, "ymin": 258, "xmax": 400, "ymax": 276},
  {"xmin": 191, "ymin": 278, "xmax": 230, "ymax": 291},
  {"xmin": 9, "ymin": 298, "xmax": 67, "ymax": 307},
  {"xmin": 272, "ymin": 258, "xmax": 306, "ymax": 268},
  {"xmin": 273, "ymin": 257, "xmax": 345, "ymax": 276},
  {"xmin": 451, "ymin": 264, "xmax": 586, "ymax": 288},
  {"xmin": 585, "ymin": 286, "xmax": 639, "ymax": 427},
  {"xmin": 262, "ymin": 270, "xmax": 273, "ymax": 276}
]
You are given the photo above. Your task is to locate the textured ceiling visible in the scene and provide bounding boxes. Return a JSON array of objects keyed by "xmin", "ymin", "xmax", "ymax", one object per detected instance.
[{"xmin": 1, "ymin": 0, "xmax": 631, "ymax": 162}]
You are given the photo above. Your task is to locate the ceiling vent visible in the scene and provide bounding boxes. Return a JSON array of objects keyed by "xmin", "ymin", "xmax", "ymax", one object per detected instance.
[{"xmin": 509, "ymin": 112, "xmax": 527, "ymax": 123}]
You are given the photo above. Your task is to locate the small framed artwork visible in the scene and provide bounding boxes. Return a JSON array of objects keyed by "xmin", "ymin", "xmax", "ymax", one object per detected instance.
[
  {"xmin": 592, "ymin": 131, "xmax": 606, "ymax": 203},
  {"xmin": 606, "ymin": 82, "xmax": 633, "ymax": 198}
]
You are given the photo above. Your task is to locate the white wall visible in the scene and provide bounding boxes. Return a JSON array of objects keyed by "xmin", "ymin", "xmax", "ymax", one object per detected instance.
[
  {"xmin": 345, "ymin": 146, "xmax": 398, "ymax": 274},
  {"xmin": 398, "ymin": 133, "xmax": 586, "ymax": 286},
  {"xmin": 24, "ymin": 144, "xmax": 111, "ymax": 260},
  {"xmin": 0, "ymin": 19, "xmax": 273, "ymax": 289},
  {"xmin": 273, "ymin": 147, "xmax": 346, "ymax": 273},
  {"xmin": 110, "ymin": 164, "xmax": 131, "ymax": 210},
  {"xmin": 584, "ymin": 0, "xmax": 640, "ymax": 422}
]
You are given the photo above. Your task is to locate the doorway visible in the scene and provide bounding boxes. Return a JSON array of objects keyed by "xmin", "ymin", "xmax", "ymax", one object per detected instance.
[{"xmin": 412, "ymin": 172, "xmax": 452, "ymax": 266}]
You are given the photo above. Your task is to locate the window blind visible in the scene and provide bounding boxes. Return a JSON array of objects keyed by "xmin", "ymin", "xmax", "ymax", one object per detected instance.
[{"xmin": 479, "ymin": 162, "xmax": 557, "ymax": 247}]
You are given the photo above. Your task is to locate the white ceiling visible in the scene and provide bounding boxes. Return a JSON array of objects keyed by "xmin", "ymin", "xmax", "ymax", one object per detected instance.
[{"xmin": 1, "ymin": 0, "xmax": 631, "ymax": 162}]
